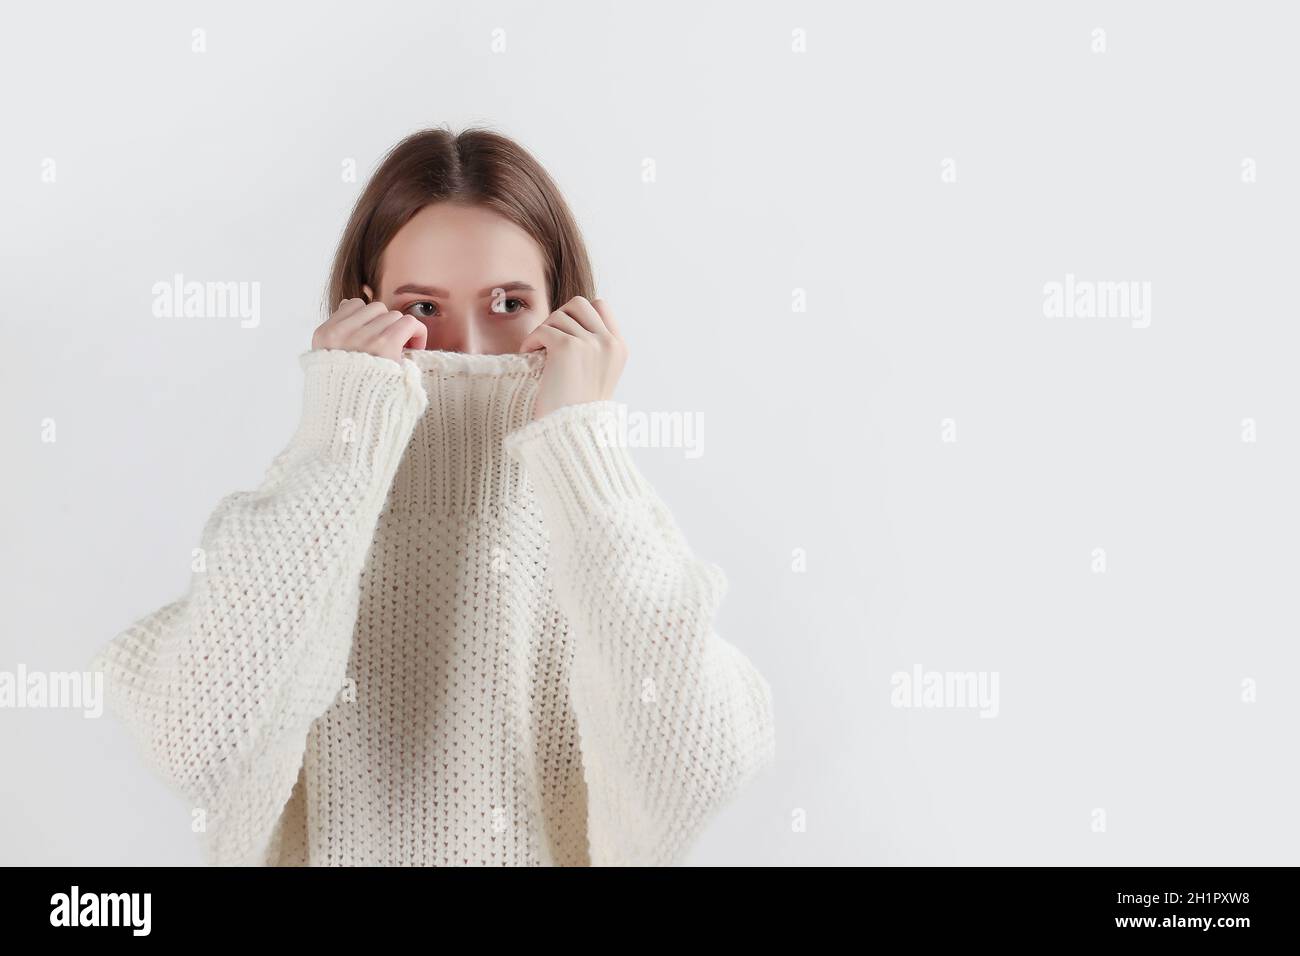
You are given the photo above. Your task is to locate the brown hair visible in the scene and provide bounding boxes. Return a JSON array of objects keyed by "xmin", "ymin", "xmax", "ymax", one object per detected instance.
[{"xmin": 322, "ymin": 124, "xmax": 595, "ymax": 320}]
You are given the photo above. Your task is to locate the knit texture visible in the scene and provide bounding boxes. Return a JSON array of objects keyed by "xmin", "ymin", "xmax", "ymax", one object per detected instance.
[{"xmin": 89, "ymin": 347, "xmax": 776, "ymax": 866}]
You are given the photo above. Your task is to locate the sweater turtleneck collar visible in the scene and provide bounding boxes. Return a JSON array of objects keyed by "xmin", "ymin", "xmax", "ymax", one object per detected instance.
[{"xmin": 384, "ymin": 347, "xmax": 548, "ymax": 517}]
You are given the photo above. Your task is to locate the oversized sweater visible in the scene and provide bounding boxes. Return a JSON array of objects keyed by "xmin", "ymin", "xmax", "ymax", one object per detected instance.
[{"xmin": 89, "ymin": 346, "xmax": 776, "ymax": 866}]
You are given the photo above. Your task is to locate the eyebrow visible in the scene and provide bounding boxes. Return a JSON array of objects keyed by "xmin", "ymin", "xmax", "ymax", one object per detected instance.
[{"xmin": 390, "ymin": 281, "xmax": 537, "ymax": 298}]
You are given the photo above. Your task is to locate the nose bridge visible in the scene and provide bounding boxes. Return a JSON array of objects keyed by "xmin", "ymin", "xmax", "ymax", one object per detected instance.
[{"xmin": 443, "ymin": 300, "xmax": 482, "ymax": 353}]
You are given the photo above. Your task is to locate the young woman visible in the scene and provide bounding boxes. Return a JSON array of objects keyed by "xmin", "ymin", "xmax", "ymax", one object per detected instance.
[{"xmin": 90, "ymin": 126, "xmax": 776, "ymax": 867}]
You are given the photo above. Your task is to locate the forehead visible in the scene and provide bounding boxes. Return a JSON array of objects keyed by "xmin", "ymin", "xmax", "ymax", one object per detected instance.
[{"xmin": 380, "ymin": 203, "xmax": 547, "ymax": 290}]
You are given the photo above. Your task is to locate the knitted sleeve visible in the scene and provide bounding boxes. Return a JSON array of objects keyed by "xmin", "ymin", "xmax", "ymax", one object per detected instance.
[
  {"xmin": 89, "ymin": 348, "xmax": 428, "ymax": 866},
  {"xmin": 503, "ymin": 399, "xmax": 777, "ymax": 866}
]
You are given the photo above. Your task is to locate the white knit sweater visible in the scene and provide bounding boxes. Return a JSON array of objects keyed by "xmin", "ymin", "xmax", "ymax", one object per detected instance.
[{"xmin": 90, "ymin": 347, "xmax": 776, "ymax": 866}]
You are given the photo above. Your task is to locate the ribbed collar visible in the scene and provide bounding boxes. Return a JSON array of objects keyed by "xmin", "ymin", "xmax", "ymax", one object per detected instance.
[{"xmin": 385, "ymin": 348, "xmax": 547, "ymax": 516}]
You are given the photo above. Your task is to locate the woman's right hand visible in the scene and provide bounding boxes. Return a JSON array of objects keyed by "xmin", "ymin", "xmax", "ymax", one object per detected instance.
[{"xmin": 311, "ymin": 297, "xmax": 428, "ymax": 362}]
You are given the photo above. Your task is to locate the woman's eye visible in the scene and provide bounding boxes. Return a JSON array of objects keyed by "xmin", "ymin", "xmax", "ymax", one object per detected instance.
[
  {"xmin": 492, "ymin": 297, "xmax": 527, "ymax": 315},
  {"xmin": 405, "ymin": 298, "xmax": 526, "ymax": 318}
]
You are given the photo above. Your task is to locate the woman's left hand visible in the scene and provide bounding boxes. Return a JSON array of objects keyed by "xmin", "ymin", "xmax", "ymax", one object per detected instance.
[{"xmin": 519, "ymin": 295, "xmax": 628, "ymax": 421}]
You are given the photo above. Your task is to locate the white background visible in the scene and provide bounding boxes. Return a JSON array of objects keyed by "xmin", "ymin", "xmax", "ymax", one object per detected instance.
[{"xmin": 1, "ymin": 0, "xmax": 1297, "ymax": 865}]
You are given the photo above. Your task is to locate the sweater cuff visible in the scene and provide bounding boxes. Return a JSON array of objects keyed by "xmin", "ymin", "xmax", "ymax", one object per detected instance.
[
  {"xmin": 290, "ymin": 349, "xmax": 429, "ymax": 476},
  {"xmin": 503, "ymin": 400, "xmax": 657, "ymax": 536}
]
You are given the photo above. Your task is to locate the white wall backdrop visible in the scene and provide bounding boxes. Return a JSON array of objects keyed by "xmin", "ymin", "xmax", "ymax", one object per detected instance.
[{"xmin": 1, "ymin": 0, "xmax": 1296, "ymax": 865}]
